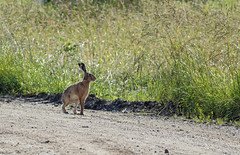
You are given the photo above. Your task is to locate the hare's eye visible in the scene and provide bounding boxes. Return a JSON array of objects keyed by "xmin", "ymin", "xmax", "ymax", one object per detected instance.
[{"xmin": 90, "ymin": 74, "xmax": 95, "ymax": 79}]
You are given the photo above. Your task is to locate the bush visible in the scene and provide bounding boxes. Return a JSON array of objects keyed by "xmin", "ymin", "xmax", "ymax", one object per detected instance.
[{"xmin": 0, "ymin": 69, "xmax": 21, "ymax": 94}]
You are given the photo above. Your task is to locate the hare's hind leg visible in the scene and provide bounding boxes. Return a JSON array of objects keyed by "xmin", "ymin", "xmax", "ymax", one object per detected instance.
[
  {"xmin": 61, "ymin": 102, "xmax": 68, "ymax": 114},
  {"xmin": 61, "ymin": 97, "xmax": 69, "ymax": 114},
  {"xmin": 73, "ymin": 99, "xmax": 80, "ymax": 115}
]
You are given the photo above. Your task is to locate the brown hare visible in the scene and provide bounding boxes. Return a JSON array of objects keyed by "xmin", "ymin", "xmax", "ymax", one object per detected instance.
[{"xmin": 61, "ymin": 62, "xmax": 96, "ymax": 115}]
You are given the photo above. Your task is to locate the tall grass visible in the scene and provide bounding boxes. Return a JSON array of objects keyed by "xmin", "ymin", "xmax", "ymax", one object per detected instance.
[{"xmin": 0, "ymin": 0, "xmax": 239, "ymax": 121}]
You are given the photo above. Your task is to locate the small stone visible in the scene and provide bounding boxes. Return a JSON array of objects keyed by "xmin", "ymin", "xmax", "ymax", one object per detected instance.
[
  {"xmin": 165, "ymin": 149, "xmax": 169, "ymax": 154},
  {"xmin": 43, "ymin": 140, "xmax": 50, "ymax": 143}
]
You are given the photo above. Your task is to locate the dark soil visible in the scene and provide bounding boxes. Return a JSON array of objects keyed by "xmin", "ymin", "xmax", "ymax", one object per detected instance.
[{"xmin": 3, "ymin": 93, "xmax": 177, "ymax": 116}]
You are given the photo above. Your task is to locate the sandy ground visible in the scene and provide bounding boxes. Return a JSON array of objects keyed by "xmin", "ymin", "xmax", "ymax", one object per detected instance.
[{"xmin": 0, "ymin": 98, "xmax": 239, "ymax": 155}]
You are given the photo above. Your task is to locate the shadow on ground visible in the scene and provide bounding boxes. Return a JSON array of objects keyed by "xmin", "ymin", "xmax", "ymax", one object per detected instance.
[{"xmin": 1, "ymin": 93, "xmax": 177, "ymax": 116}]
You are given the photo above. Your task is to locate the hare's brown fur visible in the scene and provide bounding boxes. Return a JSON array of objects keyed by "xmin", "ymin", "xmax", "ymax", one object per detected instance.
[{"xmin": 61, "ymin": 63, "xmax": 96, "ymax": 115}]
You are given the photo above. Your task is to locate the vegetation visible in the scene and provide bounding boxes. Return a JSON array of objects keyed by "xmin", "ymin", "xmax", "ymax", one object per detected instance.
[{"xmin": 0, "ymin": 0, "xmax": 239, "ymax": 122}]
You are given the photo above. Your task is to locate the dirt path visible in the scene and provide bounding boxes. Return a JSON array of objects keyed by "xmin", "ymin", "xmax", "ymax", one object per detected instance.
[{"xmin": 0, "ymin": 98, "xmax": 239, "ymax": 155}]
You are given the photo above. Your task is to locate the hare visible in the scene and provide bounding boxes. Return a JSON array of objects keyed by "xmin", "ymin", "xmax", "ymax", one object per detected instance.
[{"xmin": 61, "ymin": 62, "xmax": 96, "ymax": 115}]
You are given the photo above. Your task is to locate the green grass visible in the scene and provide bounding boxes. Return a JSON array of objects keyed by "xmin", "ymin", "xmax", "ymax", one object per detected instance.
[{"xmin": 0, "ymin": 0, "xmax": 239, "ymax": 121}]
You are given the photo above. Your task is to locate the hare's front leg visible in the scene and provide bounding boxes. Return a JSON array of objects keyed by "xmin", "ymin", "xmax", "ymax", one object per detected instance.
[{"xmin": 80, "ymin": 99, "xmax": 86, "ymax": 115}]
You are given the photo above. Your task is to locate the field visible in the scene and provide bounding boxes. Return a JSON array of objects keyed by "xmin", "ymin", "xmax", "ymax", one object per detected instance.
[{"xmin": 0, "ymin": 0, "xmax": 240, "ymax": 122}]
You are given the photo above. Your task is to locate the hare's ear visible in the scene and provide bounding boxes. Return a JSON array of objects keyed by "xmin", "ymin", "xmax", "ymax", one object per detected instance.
[{"xmin": 78, "ymin": 63, "xmax": 87, "ymax": 73}]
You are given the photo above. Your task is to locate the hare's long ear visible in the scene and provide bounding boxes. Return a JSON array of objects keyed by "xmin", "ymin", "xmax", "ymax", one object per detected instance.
[{"xmin": 78, "ymin": 63, "xmax": 87, "ymax": 73}]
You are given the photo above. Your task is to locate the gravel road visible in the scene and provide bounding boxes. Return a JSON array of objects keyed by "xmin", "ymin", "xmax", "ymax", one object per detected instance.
[{"xmin": 0, "ymin": 97, "xmax": 239, "ymax": 155}]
